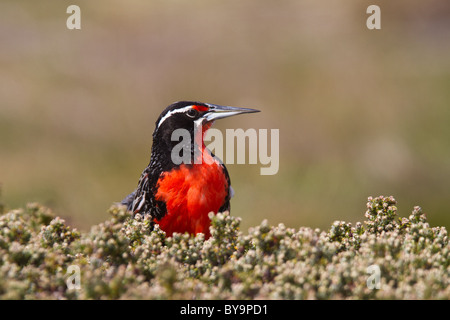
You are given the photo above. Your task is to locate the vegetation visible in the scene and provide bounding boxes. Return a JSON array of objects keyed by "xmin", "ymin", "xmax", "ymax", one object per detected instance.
[{"xmin": 0, "ymin": 196, "xmax": 448, "ymax": 299}]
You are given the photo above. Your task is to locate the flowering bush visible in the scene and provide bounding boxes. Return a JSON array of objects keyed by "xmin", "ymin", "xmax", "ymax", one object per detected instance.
[{"xmin": 0, "ymin": 196, "xmax": 448, "ymax": 299}]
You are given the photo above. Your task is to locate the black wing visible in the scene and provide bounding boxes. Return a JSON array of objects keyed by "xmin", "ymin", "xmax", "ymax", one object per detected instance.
[
  {"xmin": 218, "ymin": 163, "xmax": 232, "ymax": 213},
  {"xmin": 128, "ymin": 168, "xmax": 167, "ymax": 220}
]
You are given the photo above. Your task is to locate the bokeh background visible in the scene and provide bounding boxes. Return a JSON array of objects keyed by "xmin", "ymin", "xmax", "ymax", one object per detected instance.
[{"xmin": 1, "ymin": 0, "xmax": 449, "ymax": 232}]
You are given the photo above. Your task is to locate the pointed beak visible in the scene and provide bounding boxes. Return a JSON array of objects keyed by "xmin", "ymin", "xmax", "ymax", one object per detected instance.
[{"xmin": 203, "ymin": 104, "xmax": 260, "ymax": 122}]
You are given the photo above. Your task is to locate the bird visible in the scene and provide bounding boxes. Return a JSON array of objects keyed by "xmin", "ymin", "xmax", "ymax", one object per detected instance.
[{"xmin": 121, "ymin": 101, "xmax": 260, "ymax": 238}]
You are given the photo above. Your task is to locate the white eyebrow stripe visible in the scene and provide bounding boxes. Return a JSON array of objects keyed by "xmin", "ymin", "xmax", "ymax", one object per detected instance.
[{"xmin": 156, "ymin": 105, "xmax": 194, "ymax": 128}]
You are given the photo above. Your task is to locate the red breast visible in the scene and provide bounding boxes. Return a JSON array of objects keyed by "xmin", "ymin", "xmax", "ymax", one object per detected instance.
[{"xmin": 154, "ymin": 152, "xmax": 228, "ymax": 238}]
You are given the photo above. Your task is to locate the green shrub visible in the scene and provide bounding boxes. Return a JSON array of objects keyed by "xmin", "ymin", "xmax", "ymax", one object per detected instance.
[{"xmin": 0, "ymin": 196, "xmax": 448, "ymax": 299}]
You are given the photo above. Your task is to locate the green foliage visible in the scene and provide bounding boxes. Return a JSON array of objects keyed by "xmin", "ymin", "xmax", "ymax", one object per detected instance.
[
  {"xmin": 365, "ymin": 196, "xmax": 398, "ymax": 234},
  {"xmin": 0, "ymin": 196, "xmax": 448, "ymax": 299}
]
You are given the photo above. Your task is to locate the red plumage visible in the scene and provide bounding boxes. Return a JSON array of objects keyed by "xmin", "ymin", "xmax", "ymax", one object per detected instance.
[{"xmin": 155, "ymin": 160, "xmax": 228, "ymax": 238}]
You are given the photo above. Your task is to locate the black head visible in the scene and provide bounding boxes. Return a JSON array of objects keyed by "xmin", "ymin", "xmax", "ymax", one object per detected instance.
[
  {"xmin": 150, "ymin": 101, "xmax": 259, "ymax": 170},
  {"xmin": 154, "ymin": 101, "xmax": 211, "ymax": 135},
  {"xmin": 154, "ymin": 100, "xmax": 259, "ymax": 140}
]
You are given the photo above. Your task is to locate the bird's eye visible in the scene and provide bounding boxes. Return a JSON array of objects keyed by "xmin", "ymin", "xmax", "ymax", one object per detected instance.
[{"xmin": 186, "ymin": 108, "xmax": 198, "ymax": 118}]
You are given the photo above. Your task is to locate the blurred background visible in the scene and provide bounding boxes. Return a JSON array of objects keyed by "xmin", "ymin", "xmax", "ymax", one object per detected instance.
[{"xmin": 1, "ymin": 0, "xmax": 449, "ymax": 232}]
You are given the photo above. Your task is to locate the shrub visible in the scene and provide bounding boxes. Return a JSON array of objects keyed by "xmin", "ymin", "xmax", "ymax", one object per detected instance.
[{"xmin": 0, "ymin": 196, "xmax": 448, "ymax": 299}]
